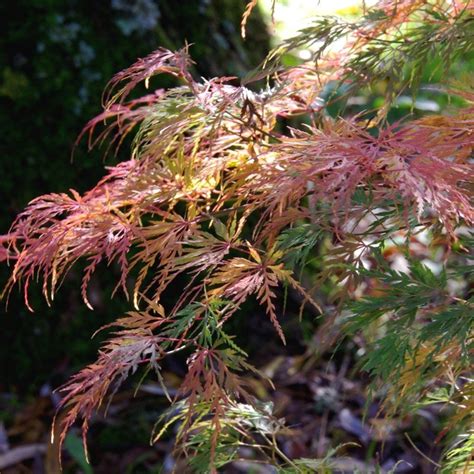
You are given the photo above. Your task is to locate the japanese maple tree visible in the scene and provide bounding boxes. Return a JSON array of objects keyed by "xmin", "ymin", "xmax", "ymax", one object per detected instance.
[{"xmin": 2, "ymin": 0, "xmax": 473, "ymax": 471}]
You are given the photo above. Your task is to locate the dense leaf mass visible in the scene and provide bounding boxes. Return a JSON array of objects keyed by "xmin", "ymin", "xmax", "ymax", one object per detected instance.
[{"xmin": 2, "ymin": 0, "xmax": 473, "ymax": 472}]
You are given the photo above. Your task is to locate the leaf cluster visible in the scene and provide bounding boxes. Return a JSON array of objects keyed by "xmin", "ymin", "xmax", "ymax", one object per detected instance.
[{"xmin": 1, "ymin": 0, "xmax": 473, "ymax": 471}]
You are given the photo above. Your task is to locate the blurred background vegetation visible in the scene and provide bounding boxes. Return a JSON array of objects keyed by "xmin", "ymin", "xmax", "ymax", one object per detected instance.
[{"xmin": 1, "ymin": 1, "xmax": 472, "ymax": 472}]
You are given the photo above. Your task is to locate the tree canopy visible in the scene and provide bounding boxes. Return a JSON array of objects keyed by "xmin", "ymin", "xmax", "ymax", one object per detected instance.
[{"xmin": 2, "ymin": 1, "xmax": 473, "ymax": 472}]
